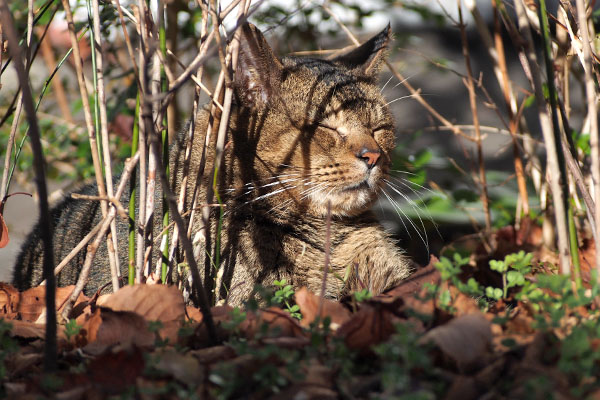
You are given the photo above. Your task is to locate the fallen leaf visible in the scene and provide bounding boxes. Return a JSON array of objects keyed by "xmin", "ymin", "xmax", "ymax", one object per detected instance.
[
  {"xmin": 186, "ymin": 306, "xmax": 203, "ymax": 323},
  {"xmin": 271, "ymin": 385, "xmax": 337, "ymax": 400},
  {"xmin": 295, "ymin": 287, "xmax": 351, "ymax": 329},
  {"xmin": 17, "ymin": 285, "xmax": 87, "ymax": 322},
  {"xmin": 190, "ymin": 345, "xmax": 236, "ymax": 364},
  {"xmin": 0, "ymin": 212, "xmax": 9, "ymax": 248},
  {"xmin": 97, "ymin": 284, "xmax": 185, "ymax": 343},
  {"xmin": 0, "ymin": 283, "xmax": 20, "ymax": 319},
  {"xmin": 444, "ymin": 376, "xmax": 479, "ymax": 400},
  {"xmin": 8, "ymin": 319, "xmax": 45, "ymax": 339},
  {"xmin": 87, "ymin": 345, "xmax": 145, "ymax": 394},
  {"xmin": 451, "ymin": 290, "xmax": 481, "ymax": 316},
  {"xmin": 153, "ymin": 348, "xmax": 204, "ymax": 387},
  {"xmin": 336, "ymin": 304, "xmax": 397, "ymax": 350},
  {"xmin": 83, "ymin": 307, "xmax": 155, "ymax": 350},
  {"xmin": 3, "ymin": 382, "xmax": 26, "ymax": 397},
  {"xmin": 240, "ymin": 307, "xmax": 304, "ymax": 338},
  {"xmin": 420, "ymin": 313, "xmax": 492, "ymax": 371}
]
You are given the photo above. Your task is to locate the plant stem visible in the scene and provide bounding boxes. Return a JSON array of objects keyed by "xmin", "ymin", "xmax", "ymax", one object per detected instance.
[
  {"xmin": 575, "ymin": 0, "xmax": 600, "ymax": 282},
  {"xmin": 457, "ymin": 0, "xmax": 491, "ymax": 232},
  {"xmin": 159, "ymin": 0, "xmax": 170, "ymax": 283},
  {"xmin": 90, "ymin": 0, "xmax": 121, "ymax": 292},
  {"xmin": 129, "ymin": 93, "xmax": 140, "ymax": 285},
  {"xmin": 514, "ymin": 0, "xmax": 571, "ymax": 272},
  {"xmin": 537, "ymin": 0, "xmax": 575, "ymax": 275}
]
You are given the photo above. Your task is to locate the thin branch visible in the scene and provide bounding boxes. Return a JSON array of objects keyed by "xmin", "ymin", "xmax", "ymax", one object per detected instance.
[
  {"xmin": 61, "ymin": 153, "xmax": 140, "ymax": 320},
  {"xmin": 91, "ymin": 0, "xmax": 121, "ymax": 292},
  {"xmin": 318, "ymin": 201, "xmax": 332, "ymax": 318},
  {"xmin": 514, "ymin": 0, "xmax": 571, "ymax": 271},
  {"xmin": 575, "ymin": 0, "xmax": 600, "ymax": 278},
  {"xmin": 457, "ymin": 1, "xmax": 491, "ymax": 232}
]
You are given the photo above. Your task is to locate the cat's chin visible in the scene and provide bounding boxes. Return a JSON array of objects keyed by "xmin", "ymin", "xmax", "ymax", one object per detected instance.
[{"xmin": 309, "ymin": 186, "xmax": 377, "ymax": 217}]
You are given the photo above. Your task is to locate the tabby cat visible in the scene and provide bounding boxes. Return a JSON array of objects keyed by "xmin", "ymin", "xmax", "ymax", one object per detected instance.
[{"xmin": 14, "ymin": 23, "xmax": 414, "ymax": 306}]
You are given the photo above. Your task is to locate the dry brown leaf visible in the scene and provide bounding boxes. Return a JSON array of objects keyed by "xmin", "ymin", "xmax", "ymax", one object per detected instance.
[
  {"xmin": 0, "ymin": 283, "xmax": 20, "ymax": 319},
  {"xmin": 8, "ymin": 353, "xmax": 43, "ymax": 377},
  {"xmin": 3, "ymin": 382, "xmax": 26, "ymax": 397},
  {"xmin": 421, "ymin": 313, "xmax": 492, "ymax": 371},
  {"xmin": 240, "ymin": 307, "xmax": 304, "ymax": 338},
  {"xmin": 86, "ymin": 345, "xmax": 146, "ymax": 394},
  {"xmin": 443, "ymin": 376, "xmax": 479, "ymax": 400},
  {"xmin": 153, "ymin": 349, "xmax": 204, "ymax": 387},
  {"xmin": 336, "ymin": 304, "xmax": 397, "ymax": 350},
  {"xmin": 0, "ymin": 212, "xmax": 9, "ymax": 248},
  {"xmin": 185, "ymin": 306, "xmax": 203, "ymax": 323},
  {"xmin": 83, "ymin": 307, "xmax": 155, "ymax": 350},
  {"xmin": 17, "ymin": 285, "xmax": 87, "ymax": 322},
  {"xmin": 451, "ymin": 290, "xmax": 481, "ymax": 316},
  {"xmin": 295, "ymin": 287, "xmax": 351, "ymax": 329},
  {"xmin": 190, "ymin": 345, "xmax": 236, "ymax": 364},
  {"xmin": 272, "ymin": 385, "xmax": 338, "ymax": 400},
  {"xmin": 8, "ymin": 319, "xmax": 45, "ymax": 339},
  {"xmin": 98, "ymin": 284, "xmax": 185, "ymax": 343}
]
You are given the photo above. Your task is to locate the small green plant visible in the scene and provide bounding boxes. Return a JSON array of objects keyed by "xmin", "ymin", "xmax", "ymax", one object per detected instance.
[
  {"xmin": 437, "ymin": 251, "xmax": 534, "ymax": 304},
  {"xmin": 210, "ymin": 337, "xmax": 303, "ymax": 398},
  {"xmin": 272, "ymin": 279, "xmax": 301, "ymax": 320},
  {"xmin": 435, "ymin": 253, "xmax": 485, "ymax": 310},
  {"xmin": 64, "ymin": 319, "xmax": 82, "ymax": 341},
  {"xmin": 487, "ymin": 250, "xmax": 533, "ymax": 300},
  {"xmin": 222, "ymin": 308, "xmax": 247, "ymax": 334},
  {"xmin": 353, "ymin": 288, "xmax": 373, "ymax": 302},
  {"xmin": 148, "ymin": 321, "xmax": 169, "ymax": 347},
  {"xmin": 0, "ymin": 319, "xmax": 17, "ymax": 381},
  {"xmin": 374, "ymin": 323, "xmax": 444, "ymax": 398}
]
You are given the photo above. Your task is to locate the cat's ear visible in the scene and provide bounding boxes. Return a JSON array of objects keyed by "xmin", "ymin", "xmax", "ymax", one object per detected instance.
[
  {"xmin": 333, "ymin": 24, "xmax": 391, "ymax": 76},
  {"xmin": 235, "ymin": 23, "xmax": 283, "ymax": 106}
]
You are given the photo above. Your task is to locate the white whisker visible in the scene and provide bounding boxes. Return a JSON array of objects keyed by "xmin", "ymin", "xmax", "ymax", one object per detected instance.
[
  {"xmin": 380, "ymin": 74, "xmax": 394, "ymax": 93},
  {"xmin": 384, "ymin": 179, "xmax": 430, "ymax": 253},
  {"xmin": 381, "ymin": 188, "xmax": 412, "ymax": 240},
  {"xmin": 388, "ymin": 175, "xmax": 447, "ymax": 199},
  {"xmin": 385, "ymin": 94, "xmax": 418, "ymax": 107}
]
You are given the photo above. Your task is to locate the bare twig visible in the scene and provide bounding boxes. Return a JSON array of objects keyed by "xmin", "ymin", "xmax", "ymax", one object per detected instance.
[
  {"xmin": 91, "ymin": 0, "xmax": 121, "ymax": 292},
  {"xmin": 514, "ymin": 0, "xmax": 571, "ymax": 271},
  {"xmin": 36, "ymin": 28, "xmax": 73, "ymax": 123},
  {"xmin": 318, "ymin": 201, "xmax": 332, "ymax": 318},
  {"xmin": 40, "ymin": 222, "xmax": 103, "ymax": 285},
  {"xmin": 0, "ymin": 93, "xmax": 22, "ymax": 201},
  {"xmin": 134, "ymin": 2, "xmax": 149, "ymax": 283},
  {"xmin": 457, "ymin": 1, "xmax": 491, "ymax": 232},
  {"xmin": 61, "ymin": 153, "xmax": 140, "ymax": 320},
  {"xmin": 70, "ymin": 193, "xmax": 129, "ymax": 219},
  {"xmin": 201, "ymin": 0, "xmax": 247, "ymax": 302},
  {"xmin": 575, "ymin": 0, "xmax": 600, "ymax": 277},
  {"xmin": 168, "ymin": 7, "xmax": 211, "ymax": 268}
]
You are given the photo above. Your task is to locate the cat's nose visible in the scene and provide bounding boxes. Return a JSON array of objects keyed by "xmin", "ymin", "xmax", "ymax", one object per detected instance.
[{"xmin": 357, "ymin": 147, "xmax": 381, "ymax": 169}]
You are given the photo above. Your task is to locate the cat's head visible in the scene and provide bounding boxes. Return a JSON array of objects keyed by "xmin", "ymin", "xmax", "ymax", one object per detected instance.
[{"xmin": 232, "ymin": 23, "xmax": 394, "ymax": 218}]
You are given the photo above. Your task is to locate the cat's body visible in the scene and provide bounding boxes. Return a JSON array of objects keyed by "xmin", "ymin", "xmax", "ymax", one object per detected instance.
[{"xmin": 13, "ymin": 24, "xmax": 413, "ymax": 306}]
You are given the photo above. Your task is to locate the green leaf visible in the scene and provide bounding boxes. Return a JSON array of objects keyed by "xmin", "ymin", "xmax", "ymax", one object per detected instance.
[
  {"xmin": 490, "ymin": 259, "xmax": 507, "ymax": 273},
  {"xmin": 507, "ymin": 270, "xmax": 525, "ymax": 286},
  {"xmin": 522, "ymin": 94, "xmax": 535, "ymax": 109},
  {"xmin": 486, "ymin": 286, "xmax": 503, "ymax": 300}
]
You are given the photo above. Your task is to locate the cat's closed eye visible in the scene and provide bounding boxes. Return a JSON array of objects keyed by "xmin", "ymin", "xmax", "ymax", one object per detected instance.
[{"xmin": 318, "ymin": 123, "xmax": 339, "ymax": 134}]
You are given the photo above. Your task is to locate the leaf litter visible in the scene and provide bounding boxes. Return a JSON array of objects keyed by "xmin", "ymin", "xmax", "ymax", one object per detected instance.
[{"xmin": 1, "ymin": 218, "xmax": 600, "ymax": 398}]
